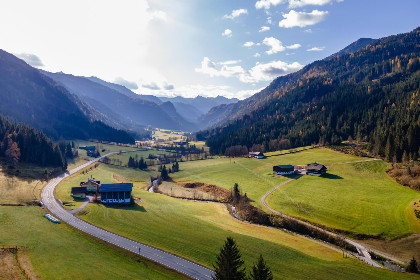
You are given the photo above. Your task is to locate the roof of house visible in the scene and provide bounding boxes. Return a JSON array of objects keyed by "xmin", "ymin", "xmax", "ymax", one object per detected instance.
[
  {"xmin": 100, "ymin": 183, "xmax": 133, "ymax": 193},
  {"xmin": 275, "ymin": 164, "xmax": 294, "ymax": 169},
  {"xmin": 80, "ymin": 179, "xmax": 101, "ymax": 186},
  {"xmin": 307, "ymin": 163, "xmax": 327, "ymax": 170},
  {"xmin": 71, "ymin": 187, "xmax": 87, "ymax": 193}
]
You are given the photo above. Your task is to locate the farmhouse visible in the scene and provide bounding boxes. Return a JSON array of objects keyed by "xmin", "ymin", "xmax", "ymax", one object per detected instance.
[
  {"xmin": 71, "ymin": 187, "xmax": 87, "ymax": 199},
  {"xmin": 80, "ymin": 178, "xmax": 101, "ymax": 193},
  {"xmin": 100, "ymin": 183, "xmax": 133, "ymax": 204},
  {"xmin": 306, "ymin": 163, "xmax": 327, "ymax": 176},
  {"xmin": 249, "ymin": 152, "xmax": 265, "ymax": 159},
  {"xmin": 273, "ymin": 165, "xmax": 296, "ymax": 175}
]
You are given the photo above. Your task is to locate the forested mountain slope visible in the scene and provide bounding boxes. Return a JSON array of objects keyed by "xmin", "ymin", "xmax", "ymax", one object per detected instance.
[
  {"xmin": 0, "ymin": 50, "xmax": 134, "ymax": 144},
  {"xmin": 201, "ymin": 28, "xmax": 420, "ymax": 161}
]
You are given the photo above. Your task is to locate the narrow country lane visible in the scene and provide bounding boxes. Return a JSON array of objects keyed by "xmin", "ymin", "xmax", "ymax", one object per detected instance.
[{"xmin": 41, "ymin": 152, "xmax": 214, "ymax": 280}]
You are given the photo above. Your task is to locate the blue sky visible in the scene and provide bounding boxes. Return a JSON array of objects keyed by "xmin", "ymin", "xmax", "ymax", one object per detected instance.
[{"xmin": 0, "ymin": 0, "xmax": 419, "ymax": 99}]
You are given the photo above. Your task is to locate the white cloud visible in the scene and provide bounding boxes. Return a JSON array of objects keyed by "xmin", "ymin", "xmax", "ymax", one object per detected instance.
[
  {"xmin": 222, "ymin": 29, "xmax": 232, "ymax": 37},
  {"xmin": 14, "ymin": 53, "xmax": 44, "ymax": 67},
  {"xmin": 304, "ymin": 28, "xmax": 313, "ymax": 33},
  {"xmin": 219, "ymin": 60, "xmax": 242, "ymax": 65},
  {"xmin": 267, "ymin": 17, "xmax": 272, "ymax": 24},
  {"xmin": 243, "ymin": 41, "xmax": 255, "ymax": 47},
  {"xmin": 307, "ymin": 46, "xmax": 325, "ymax": 51},
  {"xmin": 142, "ymin": 82, "xmax": 161, "ymax": 90},
  {"xmin": 263, "ymin": 37, "xmax": 286, "ymax": 55},
  {"xmin": 114, "ymin": 77, "xmax": 138, "ymax": 90},
  {"xmin": 242, "ymin": 60, "xmax": 303, "ymax": 83},
  {"xmin": 254, "ymin": 53, "xmax": 261, "ymax": 58},
  {"xmin": 259, "ymin": 26, "xmax": 270, "ymax": 32},
  {"xmin": 195, "ymin": 57, "xmax": 303, "ymax": 84},
  {"xmin": 255, "ymin": 0, "xmax": 286, "ymax": 10},
  {"xmin": 286, "ymin": 43, "xmax": 301, "ymax": 49},
  {"xmin": 223, "ymin": 8, "xmax": 248, "ymax": 19},
  {"xmin": 289, "ymin": 0, "xmax": 333, "ymax": 8},
  {"xmin": 279, "ymin": 10, "xmax": 328, "ymax": 28},
  {"xmin": 150, "ymin": 10, "xmax": 168, "ymax": 21},
  {"xmin": 195, "ymin": 57, "xmax": 245, "ymax": 78}
]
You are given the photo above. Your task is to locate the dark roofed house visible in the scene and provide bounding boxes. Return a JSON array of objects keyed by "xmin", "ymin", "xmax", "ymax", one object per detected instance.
[
  {"xmin": 306, "ymin": 163, "xmax": 327, "ymax": 176},
  {"xmin": 100, "ymin": 183, "xmax": 133, "ymax": 204},
  {"xmin": 273, "ymin": 164, "xmax": 296, "ymax": 175},
  {"xmin": 71, "ymin": 187, "xmax": 87, "ymax": 199},
  {"xmin": 249, "ymin": 152, "xmax": 265, "ymax": 159}
]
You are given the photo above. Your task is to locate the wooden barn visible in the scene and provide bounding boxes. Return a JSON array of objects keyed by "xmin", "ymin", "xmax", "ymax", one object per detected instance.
[
  {"xmin": 99, "ymin": 183, "xmax": 133, "ymax": 204},
  {"xmin": 273, "ymin": 164, "xmax": 296, "ymax": 175},
  {"xmin": 306, "ymin": 163, "xmax": 327, "ymax": 176},
  {"xmin": 80, "ymin": 178, "xmax": 101, "ymax": 193},
  {"xmin": 71, "ymin": 187, "xmax": 87, "ymax": 199}
]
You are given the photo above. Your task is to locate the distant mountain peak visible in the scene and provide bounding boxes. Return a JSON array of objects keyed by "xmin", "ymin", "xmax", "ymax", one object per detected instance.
[{"xmin": 325, "ymin": 37, "xmax": 376, "ymax": 60}]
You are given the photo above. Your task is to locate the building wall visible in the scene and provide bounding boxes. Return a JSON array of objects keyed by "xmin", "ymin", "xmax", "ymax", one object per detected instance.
[
  {"xmin": 71, "ymin": 193, "xmax": 86, "ymax": 199},
  {"xmin": 100, "ymin": 191, "xmax": 131, "ymax": 204}
]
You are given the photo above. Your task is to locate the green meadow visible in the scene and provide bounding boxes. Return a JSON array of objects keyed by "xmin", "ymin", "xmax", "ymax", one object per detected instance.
[
  {"xmin": 262, "ymin": 147, "xmax": 369, "ymax": 166},
  {"xmin": 55, "ymin": 164, "xmax": 419, "ymax": 279},
  {"xmin": 266, "ymin": 160, "xmax": 420, "ymax": 239},
  {"xmin": 0, "ymin": 206, "xmax": 186, "ymax": 280}
]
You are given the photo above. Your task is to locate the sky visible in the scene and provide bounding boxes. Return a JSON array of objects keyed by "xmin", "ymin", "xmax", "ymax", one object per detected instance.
[{"xmin": 0, "ymin": 0, "xmax": 419, "ymax": 100}]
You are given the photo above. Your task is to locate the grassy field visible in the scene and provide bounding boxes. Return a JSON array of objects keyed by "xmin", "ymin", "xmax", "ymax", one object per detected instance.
[
  {"xmin": 262, "ymin": 147, "xmax": 369, "ymax": 166},
  {"xmin": 108, "ymin": 149, "xmax": 175, "ymax": 166},
  {"xmin": 73, "ymin": 140, "xmax": 139, "ymax": 154},
  {"xmin": 266, "ymin": 160, "xmax": 420, "ymax": 239},
  {"xmin": 0, "ymin": 206, "xmax": 186, "ymax": 280},
  {"xmin": 55, "ymin": 164, "xmax": 420, "ymax": 279},
  {"xmin": 170, "ymin": 157, "xmax": 288, "ymax": 207}
]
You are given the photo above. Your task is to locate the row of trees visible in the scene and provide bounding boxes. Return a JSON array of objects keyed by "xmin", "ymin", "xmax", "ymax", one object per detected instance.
[
  {"xmin": 213, "ymin": 237, "xmax": 272, "ymax": 280},
  {"xmin": 0, "ymin": 115, "xmax": 67, "ymax": 169},
  {"xmin": 158, "ymin": 161, "xmax": 180, "ymax": 181},
  {"xmin": 128, "ymin": 156, "xmax": 148, "ymax": 170}
]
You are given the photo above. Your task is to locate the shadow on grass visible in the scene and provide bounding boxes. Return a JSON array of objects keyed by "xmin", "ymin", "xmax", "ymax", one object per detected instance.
[
  {"xmin": 321, "ymin": 173, "xmax": 343, "ymax": 179},
  {"xmin": 104, "ymin": 203, "xmax": 147, "ymax": 212}
]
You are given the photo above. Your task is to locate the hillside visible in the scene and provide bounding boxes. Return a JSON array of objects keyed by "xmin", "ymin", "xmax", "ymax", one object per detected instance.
[
  {"xmin": 198, "ymin": 39, "xmax": 378, "ymax": 130},
  {"xmin": 43, "ymin": 71, "xmax": 197, "ymax": 132},
  {"xmin": 0, "ymin": 50, "xmax": 134, "ymax": 144},
  {"xmin": 201, "ymin": 28, "xmax": 420, "ymax": 161}
]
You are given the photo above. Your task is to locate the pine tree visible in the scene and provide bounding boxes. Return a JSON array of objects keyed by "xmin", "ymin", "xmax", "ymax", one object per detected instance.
[
  {"xmin": 161, "ymin": 165, "xmax": 169, "ymax": 180},
  {"xmin": 212, "ymin": 237, "xmax": 246, "ymax": 280},
  {"xmin": 407, "ymin": 257, "xmax": 419, "ymax": 273},
  {"xmin": 249, "ymin": 255, "xmax": 273, "ymax": 280}
]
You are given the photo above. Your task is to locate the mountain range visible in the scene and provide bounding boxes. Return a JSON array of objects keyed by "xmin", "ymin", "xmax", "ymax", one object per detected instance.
[{"xmin": 0, "ymin": 49, "xmax": 134, "ymax": 143}]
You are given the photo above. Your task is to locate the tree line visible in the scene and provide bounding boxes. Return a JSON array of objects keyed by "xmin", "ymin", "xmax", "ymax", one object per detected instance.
[{"xmin": 0, "ymin": 114, "xmax": 67, "ymax": 169}]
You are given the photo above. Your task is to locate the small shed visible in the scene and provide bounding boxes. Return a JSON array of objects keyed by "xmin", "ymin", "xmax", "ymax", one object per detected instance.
[
  {"xmin": 100, "ymin": 183, "xmax": 133, "ymax": 204},
  {"xmin": 273, "ymin": 165, "xmax": 295, "ymax": 175},
  {"xmin": 71, "ymin": 187, "xmax": 87, "ymax": 198},
  {"xmin": 306, "ymin": 163, "xmax": 327, "ymax": 176}
]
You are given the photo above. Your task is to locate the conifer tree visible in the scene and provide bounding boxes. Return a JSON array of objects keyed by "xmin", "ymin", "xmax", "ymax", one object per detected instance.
[
  {"xmin": 407, "ymin": 257, "xmax": 419, "ymax": 273},
  {"xmin": 212, "ymin": 237, "xmax": 246, "ymax": 280},
  {"xmin": 249, "ymin": 255, "xmax": 273, "ymax": 280}
]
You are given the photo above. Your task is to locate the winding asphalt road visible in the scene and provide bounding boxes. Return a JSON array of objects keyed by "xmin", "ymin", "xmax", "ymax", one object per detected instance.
[
  {"xmin": 260, "ymin": 174, "xmax": 382, "ymax": 268},
  {"xmin": 41, "ymin": 153, "xmax": 214, "ymax": 280}
]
